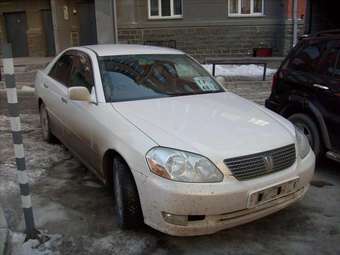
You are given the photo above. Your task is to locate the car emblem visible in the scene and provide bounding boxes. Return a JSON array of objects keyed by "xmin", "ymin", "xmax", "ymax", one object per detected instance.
[{"xmin": 263, "ymin": 155, "xmax": 274, "ymax": 173}]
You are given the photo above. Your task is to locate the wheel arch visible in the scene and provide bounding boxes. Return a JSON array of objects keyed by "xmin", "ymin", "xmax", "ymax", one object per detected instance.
[
  {"xmin": 38, "ymin": 97, "xmax": 43, "ymax": 110},
  {"xmin": 102, "ymin": 148, "xmax": 136, "ymax": 187},
  {"xmin": 280, "ymin": 95, "xmax": 332, "ymax": 150}
]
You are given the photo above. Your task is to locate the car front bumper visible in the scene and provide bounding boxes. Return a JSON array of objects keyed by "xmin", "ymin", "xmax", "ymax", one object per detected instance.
[{"xmin": 134, "ymin": 150, "xmax": 315, "ymax": 236}]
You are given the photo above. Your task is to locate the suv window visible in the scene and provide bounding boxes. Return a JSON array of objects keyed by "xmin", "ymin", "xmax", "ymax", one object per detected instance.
[
  {"xmin": 287, "ymin": 41, "xmax": 325, "ymax": 73},
  {"xmin": 334, "ymin": 53, "xmax": 340, "ymax": 79},
  {"xmin": 319, "ymin": 40, "xmax": 340, "ymax": 79},
  {"xmin": 49, "ymin": 54, "xmax": 73, "ymax": 85},
  {"xmin": 69, "ymin": 54, "xmax": 94, "ymax": 92},
  {"xmin": 319, "ymin": 48, "xmax": 340, "ymax": 77}
]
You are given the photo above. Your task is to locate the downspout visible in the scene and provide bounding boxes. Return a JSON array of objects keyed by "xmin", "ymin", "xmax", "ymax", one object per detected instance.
[
  {"xmin": 292, "ymin": 0, "xmax": 298, "ymax": 46},
  {"xmin": 112, "ymin": 0, "xmax": 118, "ymax": 43},
  {"xmin": 50, "ymin": 0, "xmax": 60, "ymax": 54}
]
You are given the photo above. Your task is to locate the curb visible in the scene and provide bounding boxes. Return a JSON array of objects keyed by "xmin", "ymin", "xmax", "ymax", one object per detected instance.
[{"xmin": 0, "ymin": 206, "xmax": 9, "ymax": 255}]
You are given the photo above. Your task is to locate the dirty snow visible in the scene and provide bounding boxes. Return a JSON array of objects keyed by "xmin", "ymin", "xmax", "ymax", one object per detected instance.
[
  {"xmin": 10, "ymin": 231, "xmax": 62, "ymax": 255},
  {"xmin": 203, "ymin": 64, "xmax": 276, "ymax": 77},
  {"xmin": 0, "ymin": 114, "xmax": 70, "ymax": 195}
]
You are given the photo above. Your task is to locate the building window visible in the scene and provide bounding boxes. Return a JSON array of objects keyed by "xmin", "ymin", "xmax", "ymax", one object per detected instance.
[
  {"xmin": 228, "ymin": 0, "xmax": 264, "ymax": 16},
  {"xmin": 148, "ymin": 0, "xmax": 183, "ymax": 19}
]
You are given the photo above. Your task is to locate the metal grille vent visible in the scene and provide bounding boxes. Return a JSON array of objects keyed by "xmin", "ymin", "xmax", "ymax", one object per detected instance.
[{"xmin": 224, "ymin": 144, "xmax": 296, "ymax": 181}]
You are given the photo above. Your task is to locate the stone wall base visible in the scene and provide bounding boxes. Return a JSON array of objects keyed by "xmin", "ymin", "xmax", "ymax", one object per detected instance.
[{"xmin": 118, "ymin": 22, "xmax": 304, "ymax": 61}]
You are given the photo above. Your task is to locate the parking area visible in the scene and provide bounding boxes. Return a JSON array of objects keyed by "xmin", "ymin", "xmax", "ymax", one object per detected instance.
[{"xmin": 0, "ymin": 87, "xmax": 340, "ymax": 254}]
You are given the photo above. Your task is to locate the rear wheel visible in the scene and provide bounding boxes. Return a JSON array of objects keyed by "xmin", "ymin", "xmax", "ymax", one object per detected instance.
[
  {"xmin": 288, "ymin": 113, "xmax": 323, "ymax": 159},
  {"xmin": 39, "ymin": 103, "xmax": 56, "ymax": 143},
  {"xmin": 113, "ymin": 157, "xmax": 143, "ymax": 229}
]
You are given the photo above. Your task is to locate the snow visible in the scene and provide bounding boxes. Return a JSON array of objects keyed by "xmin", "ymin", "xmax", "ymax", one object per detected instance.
[
  {"xmin": 203, "ymin": 64, "xmax": 276, "ymax": 77},
  {"xmin": 0, "ymin": 114, "xmax": 71, "ymax": 195},
  {"xmin": 9, "ymin": 231, "xmax": 62, "ymax": 255},
  {"xmin": 86, "ymin": 230, "xmax": 156, "ymax": 255}
]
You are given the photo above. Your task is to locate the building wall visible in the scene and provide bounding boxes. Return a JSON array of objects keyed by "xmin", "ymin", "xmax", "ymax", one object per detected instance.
[
  {"xmin": 50, "ymin": 0, "xmax": 81, "ymax": 53},
  {"xmin": 116, "ymin": 0, "xmax": 305, "ymax": 60},
  {"xmin": 0, "ymin": 0, "xmax": 50, "ymax": 56}
]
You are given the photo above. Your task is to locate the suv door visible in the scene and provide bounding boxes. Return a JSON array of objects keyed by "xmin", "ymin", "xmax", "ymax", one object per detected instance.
[
  {"xmin": 317, "ymin": 40, "xmax": 340, "ymax": 150},
  {"xmin": 277, "ymin": 39, "xmax": 326, "ymax": 110}
]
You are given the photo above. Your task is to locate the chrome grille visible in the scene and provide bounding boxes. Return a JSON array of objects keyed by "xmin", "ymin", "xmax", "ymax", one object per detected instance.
[{"xmin": 224, "ymin": 144, "xmax": 296, "ymax": 181}]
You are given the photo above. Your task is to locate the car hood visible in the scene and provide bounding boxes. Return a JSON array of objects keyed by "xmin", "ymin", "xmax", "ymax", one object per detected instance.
[{"xmin": 112, "ymin": 92, "xmax": 296, "ymax": 162}]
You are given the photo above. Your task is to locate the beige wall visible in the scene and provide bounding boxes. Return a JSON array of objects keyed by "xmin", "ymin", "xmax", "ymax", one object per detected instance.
[
  {"xmin": 50, "ymin": 0, "xmax": 81, "ymax": 54},
  {"xmin": 0, "ymin": 0, "xmax": 50, "ymax": 56}
]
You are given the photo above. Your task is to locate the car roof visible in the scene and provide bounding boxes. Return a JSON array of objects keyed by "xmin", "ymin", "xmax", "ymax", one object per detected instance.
[{"xmin": 83, "ymin": 44, "xmax": 184, "ymax": 57}]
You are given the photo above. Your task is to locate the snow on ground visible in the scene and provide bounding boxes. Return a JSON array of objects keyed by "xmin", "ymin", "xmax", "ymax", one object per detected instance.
[
  {"xmin": 9, "ymin": 231, "xmax": 62, "ymax": 255},
  {"xmin": 203, "ymin": 64, "xmax": 276, "ymax": 77},
  {"xmin": 0, "ymin": 114, "xmax": 70, "ymax": 195}
]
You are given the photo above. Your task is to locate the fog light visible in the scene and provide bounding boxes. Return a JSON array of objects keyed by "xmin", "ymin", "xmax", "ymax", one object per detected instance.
[{"xmin": 162, "ymin": 212, "xmax": 188, "ymax": 226}]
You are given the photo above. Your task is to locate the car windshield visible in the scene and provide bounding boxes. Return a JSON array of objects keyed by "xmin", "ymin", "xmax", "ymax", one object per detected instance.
[{"xmin": 98, "ymin": 54, "xmax": 224, "ymax": 102}]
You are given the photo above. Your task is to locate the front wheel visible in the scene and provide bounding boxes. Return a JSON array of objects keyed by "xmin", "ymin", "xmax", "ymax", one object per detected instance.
[
  {"xmin": 288, "ymin": 113, "xmax": 323, "ymax": 159},
  {"xmin": 113, "ymin": 157, "xmax": 143, "ymax": 229}
]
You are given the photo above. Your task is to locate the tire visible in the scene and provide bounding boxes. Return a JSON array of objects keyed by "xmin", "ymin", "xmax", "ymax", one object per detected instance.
[
  {"xmin": 39, "ymin": 103, "xmax": 57, "ymax": 143},
  {"xmin": 113, "ymin": 157, "xmax": 143, "ymax": 229},
  {"xmin": 288, "ymin": 113, "xmax": 323, "ymax": 159}
]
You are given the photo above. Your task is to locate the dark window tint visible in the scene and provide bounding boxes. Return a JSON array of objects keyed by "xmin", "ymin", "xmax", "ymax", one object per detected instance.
[
  {"xmin": 161, "ymin": 0, "xmax": 171, "ymax": 16},
  {"xmin": 174, "ymin": 0, "xmax": 182, "ymax": 15},
  {"xmin": 319, "ymin": 48, "xmax": 340, "ymax": 77},
  {"xmin": 333, "ymin": 52, "xmax": 340, "ymax": 79},
  {"xmin": 49, "ymin": 54, "xmax": 73, "ymax": 85},
  {"xmin": 69, "ymin": 54, "xmax": 94, "ymax": 91},
  {"xmin": 150, "ymin": 0, "xmax": 159, "ymax": 16},
  {"xmin": 287, "ymin": 41, "xmax": 325, "ymax": 73}
]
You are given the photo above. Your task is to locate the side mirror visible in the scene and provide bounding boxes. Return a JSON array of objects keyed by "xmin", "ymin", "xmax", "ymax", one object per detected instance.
[
  {"xmin": 68, "ymin": 87, "xmax": 91, "ymax": 102},
  {"xmin": 215, "ymin": 75, "xmax": 225, "ymax": 84}
]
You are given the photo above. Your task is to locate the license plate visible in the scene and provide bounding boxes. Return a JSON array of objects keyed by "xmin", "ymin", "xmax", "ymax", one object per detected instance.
[{"xmin": 247, "ymin": 178, "xmax": 299, "ymax": 208}]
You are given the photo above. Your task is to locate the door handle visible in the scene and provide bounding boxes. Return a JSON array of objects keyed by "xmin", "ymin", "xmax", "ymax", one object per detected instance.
[
  {"xmin": 313, "ymin": 84, "xmax": 329, "ymax": 90},
  {"xmin": 61, "ymin": 97, "xmax": 68, "ymax": 104},
  {"xmin": 43, "ymin": 83, "xmax": 48, "ymax": 88}
]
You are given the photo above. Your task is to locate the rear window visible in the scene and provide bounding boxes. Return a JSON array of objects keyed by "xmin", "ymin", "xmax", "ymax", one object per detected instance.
[{"xmin": 286, "ymin": 41, "xmax": 325, "ymax": 73}]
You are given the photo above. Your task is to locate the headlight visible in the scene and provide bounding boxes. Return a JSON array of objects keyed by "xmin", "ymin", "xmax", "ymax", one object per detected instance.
[
  {"xmin": 146, "ymin": 147, "xmax": 224, "ymax": 183},
  {"xmin": 295, "ymin": 127, "xmax": 311, "ymax": 159}
]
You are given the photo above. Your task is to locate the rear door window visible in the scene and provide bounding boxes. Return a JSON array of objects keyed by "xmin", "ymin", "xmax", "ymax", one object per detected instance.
[
  {"xmin": 287, "ymin": 41, "xmax": 325, "ymax": 73},
  {"xmin": 319, "ymin": 40, "xmax": 340, "ymax": 78}
]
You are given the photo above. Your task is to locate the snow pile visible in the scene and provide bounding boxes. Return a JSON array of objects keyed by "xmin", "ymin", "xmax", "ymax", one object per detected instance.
[
  {"xmin": 203, "ymin": 64, "xmax": 276, "ymax": 77},
  {"xmin": 9, "ymin": 232, "xmax": 62, "ymax": 255}
]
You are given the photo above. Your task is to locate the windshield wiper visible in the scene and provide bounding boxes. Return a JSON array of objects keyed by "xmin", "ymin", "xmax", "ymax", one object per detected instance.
[{"xmin": 168, "ymin": 90, "xmax": 224, "ymax": 97}]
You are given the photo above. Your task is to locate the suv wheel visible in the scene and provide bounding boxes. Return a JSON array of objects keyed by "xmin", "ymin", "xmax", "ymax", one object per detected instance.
[
  {"xmin": 113, "ymin": 157, "xmax": 143, "ymax": 229},
  {"xmin": 288, "ymin": 113, "xmax": 323, "ymax": 158}
]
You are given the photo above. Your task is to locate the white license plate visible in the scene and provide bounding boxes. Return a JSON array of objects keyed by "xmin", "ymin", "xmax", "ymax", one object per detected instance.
[{"xmin": 247, "ymin": 178, "xmax": 299, "ymax": 208}]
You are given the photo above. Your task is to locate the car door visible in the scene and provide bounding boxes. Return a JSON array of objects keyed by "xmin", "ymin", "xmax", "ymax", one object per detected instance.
[
  {"xmin": 61, "ymin": 51, "xmax": 100, "ymax": 171},
  {"xmin": 44, "ymin": 53, "xmax": 73, "ymax": 140},
  {"xmin": 317, "ymin": 40, "xmax": 340, "ymax": 150}
]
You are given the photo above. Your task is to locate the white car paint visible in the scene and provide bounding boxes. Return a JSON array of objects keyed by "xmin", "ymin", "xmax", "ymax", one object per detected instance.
[{"xmin": 35, "ymin": 44, "xmax": 315, "ymax": 236}]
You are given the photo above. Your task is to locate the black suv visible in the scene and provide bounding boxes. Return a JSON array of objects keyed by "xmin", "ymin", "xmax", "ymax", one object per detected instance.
[{"xmin": 266, "ymin": 30, "xmax": 340, "ymax": 162}]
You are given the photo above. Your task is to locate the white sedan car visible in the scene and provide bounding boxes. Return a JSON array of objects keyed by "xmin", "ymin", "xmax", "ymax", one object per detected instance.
[{"xmin": 35, "ymin": 45, "xmax": 315, "ymax": 236}]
